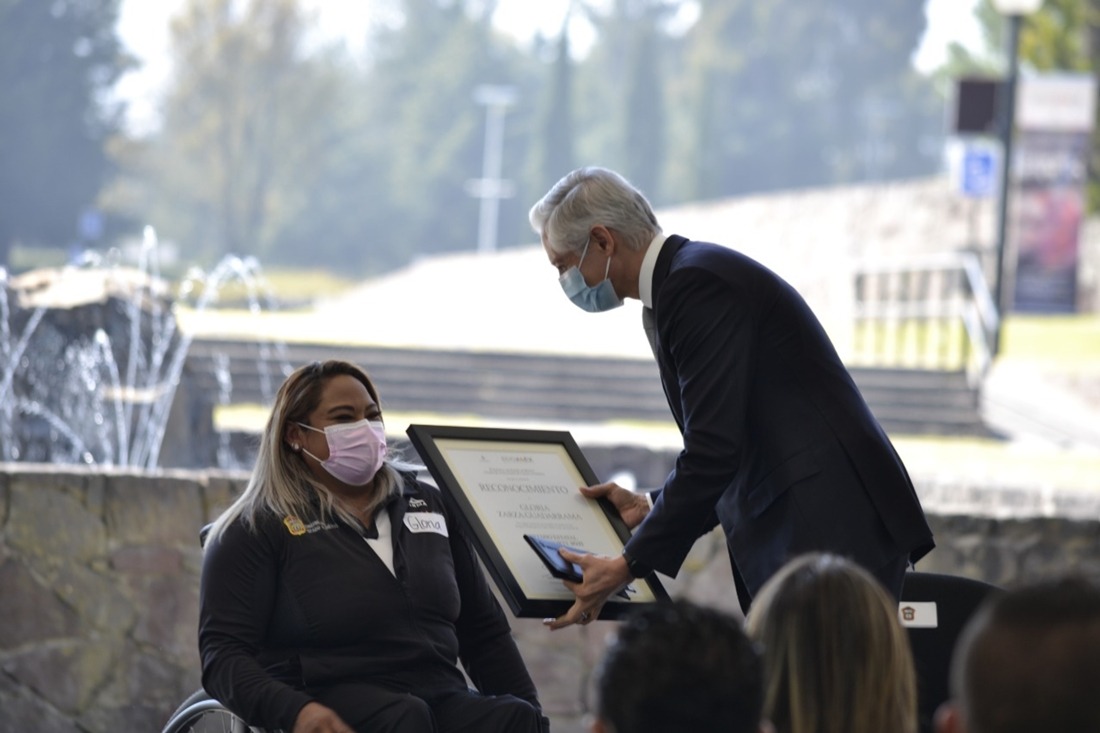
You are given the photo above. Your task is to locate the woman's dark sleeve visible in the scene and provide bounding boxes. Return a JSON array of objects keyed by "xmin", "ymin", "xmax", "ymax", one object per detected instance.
[
  {"xmin": 448, "ymin": 514, "xmax": 542, "ymax": 709},
  {"xmin": 198, "ymin": 517, "xmax": 314, "ymax": 730}
]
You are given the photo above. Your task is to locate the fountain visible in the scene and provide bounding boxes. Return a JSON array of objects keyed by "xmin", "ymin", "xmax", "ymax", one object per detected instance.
[{"xmin": 0, "ymin": 227, "xmax": 292, "ymax": 469}]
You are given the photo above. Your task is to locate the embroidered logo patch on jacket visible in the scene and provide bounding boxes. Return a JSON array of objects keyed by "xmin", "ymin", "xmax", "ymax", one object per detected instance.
[{"xmin": 283, "ymin": 516, "xmax": 338, "ymax": 536}]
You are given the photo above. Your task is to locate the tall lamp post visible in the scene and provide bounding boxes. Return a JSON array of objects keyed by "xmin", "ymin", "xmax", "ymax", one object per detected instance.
[
  {"xmin": 467, "ymin": 85, "xmax": 517, "ymax": 255},
  {"xmin": 990, "ymin": 0, "xmax": 1043, "ymax": 356}
]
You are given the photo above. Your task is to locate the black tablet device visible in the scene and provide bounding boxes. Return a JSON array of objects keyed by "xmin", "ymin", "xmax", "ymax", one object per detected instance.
[{"xmin": 523, "ymin": 534, "xmax": 586, "ymax": 583}]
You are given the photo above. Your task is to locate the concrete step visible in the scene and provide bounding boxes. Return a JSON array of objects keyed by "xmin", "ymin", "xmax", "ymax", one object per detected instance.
[{"xmin": 185, "ymin": 339, "xmax": 987, "ymax": 437}]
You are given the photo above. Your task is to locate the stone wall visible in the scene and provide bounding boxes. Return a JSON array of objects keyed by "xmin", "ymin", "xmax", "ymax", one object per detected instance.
[{"xmin": 2, "ymin": 464, "xmax": 1099, "ymax": 733}]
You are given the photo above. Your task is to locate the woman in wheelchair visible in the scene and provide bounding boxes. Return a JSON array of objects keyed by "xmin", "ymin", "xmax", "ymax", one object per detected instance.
[{"xmin": 199, "ymin": 360, "xmax": 549, "ymax": 733}]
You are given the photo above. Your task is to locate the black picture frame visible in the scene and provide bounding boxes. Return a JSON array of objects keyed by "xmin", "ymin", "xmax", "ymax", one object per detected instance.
[{"xmin": 405, "ymin": 424, "xmax": 670, "ymax": 619}]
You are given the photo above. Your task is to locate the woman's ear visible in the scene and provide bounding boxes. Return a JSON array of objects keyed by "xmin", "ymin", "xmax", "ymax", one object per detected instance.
[{"xmin": 284, "ymin": 422, "xmax": 304, "ymax": 452}]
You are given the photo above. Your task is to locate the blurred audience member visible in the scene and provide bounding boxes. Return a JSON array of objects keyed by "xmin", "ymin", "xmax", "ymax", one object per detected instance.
[
  {"xmin": 746, "ymin": 553, "xmax": 917, "ymax": 733},
  {"xmin": 935, "ymin": 574, "xmax": 1100, "ymax": 733},
  {"xmin": 589, "ymin": 599, "xmax": 768, "ymax": 733}
]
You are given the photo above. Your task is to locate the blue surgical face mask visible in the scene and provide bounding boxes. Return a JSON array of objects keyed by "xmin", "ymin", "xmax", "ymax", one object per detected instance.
[{"xmin": 559, "ymin": 238, "xmax": 624, "ymax": 313}]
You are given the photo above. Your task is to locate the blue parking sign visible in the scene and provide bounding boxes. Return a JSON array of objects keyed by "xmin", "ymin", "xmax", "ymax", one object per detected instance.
[{"xmin": 961, "ymin": 147, "xmax": 997, "ymax": 198}]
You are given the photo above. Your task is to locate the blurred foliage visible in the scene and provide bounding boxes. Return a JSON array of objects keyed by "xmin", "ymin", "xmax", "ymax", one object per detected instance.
[
  {"xmin": 110, "ymin": 0, "xmax": 951, "ymax": 275},
  {"xmin": 936, "ymin": 0, "xmax": 1100, "ymax": 213},
  {"xmin": 0, "ymin": 0, "xmax": 131, "ymax": 267},
  {"xmin": 667, "ymin": 0, "xmax": 942, "ymax": 202},
  {"xmin": 103, "ymin": 0, "xmax": 354, "ymax": 265},
  {"xmin": 7, "ymin": 0, "xmax": 958, "ymax": 274}
]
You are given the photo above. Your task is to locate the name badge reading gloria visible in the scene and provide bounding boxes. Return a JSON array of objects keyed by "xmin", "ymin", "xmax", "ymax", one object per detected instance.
[{"xmin": 404, "ymin": 512, "xmax": 449, "ymax": 537}]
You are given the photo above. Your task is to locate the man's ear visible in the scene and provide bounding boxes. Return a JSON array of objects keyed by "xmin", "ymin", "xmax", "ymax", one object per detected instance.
[
  {"xmin": 934, "ymin": 701, "xmax": 965, "ymax": 733},
  {"xmin": 758, "ymin": 719, "xmax": 776, "ymax": 733},
  {"xmin": 590, "ymin": 225, "xmax": 617, "ymax": 255}
]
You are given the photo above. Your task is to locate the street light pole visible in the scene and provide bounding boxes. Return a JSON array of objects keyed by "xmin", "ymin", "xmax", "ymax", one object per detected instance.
[
  {"xmin": 467, "ymin": 85, "xmax": 517, "ymax": 255},
  {"xmin": 990, "ymin": 0, "xmax": 1043, "ymax": 356}
]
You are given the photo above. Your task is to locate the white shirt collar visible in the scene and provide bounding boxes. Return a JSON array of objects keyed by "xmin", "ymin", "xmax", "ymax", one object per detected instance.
[{"xmin": 638, "ymin": 233, "xmax": 668, "ymax": 309}]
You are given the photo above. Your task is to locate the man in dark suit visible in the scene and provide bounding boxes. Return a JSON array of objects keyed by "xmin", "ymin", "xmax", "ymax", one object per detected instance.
[{"xmin": 529, "ymin": 167, "xmax": 934, "ymax": 628}]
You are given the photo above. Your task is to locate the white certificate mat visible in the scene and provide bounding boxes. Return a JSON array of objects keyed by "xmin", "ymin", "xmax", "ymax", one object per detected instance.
[{"xmin": 406, "ymin": 425, "xmax": 668, "ymax": 618}]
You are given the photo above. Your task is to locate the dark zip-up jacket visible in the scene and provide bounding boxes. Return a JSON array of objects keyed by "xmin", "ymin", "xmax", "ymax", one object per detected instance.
[{"xmin": 199, "ymin": 472, "xmax": 541, "ymax": 730}]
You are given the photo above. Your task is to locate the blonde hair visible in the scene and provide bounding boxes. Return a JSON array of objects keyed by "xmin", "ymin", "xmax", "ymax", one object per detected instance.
[
  {"xmin": 204, "ymin": 360, "xmax": 402, "ymax": 546},
  {"xmin": 745, "ymin": 553, "xmax": 917, "ymax": 733}
]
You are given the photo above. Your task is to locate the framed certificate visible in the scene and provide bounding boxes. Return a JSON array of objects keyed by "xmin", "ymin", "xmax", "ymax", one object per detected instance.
[{"xmin": 405, "ymin": 424, "xmax": 670, "ymax": 619}]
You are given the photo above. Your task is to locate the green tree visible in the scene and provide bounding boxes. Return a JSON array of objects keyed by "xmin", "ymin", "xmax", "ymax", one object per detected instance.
[
  {"xmin": 360, "ymin": 0, "xmax": 541, "ymax": 260},
  {"xmin": 0, "ymin": 0, "xmax": 129, "ymax": 266},
  {"xmin": 571, "ymin": 0, "xmax": 676, "ymax": 200},
  {"xmin": 621, "ymin": 3, "xmax": 671, "ymax": 197},
  {"xmin": 942, "ymin": 0, "xmax": 1100, "ymax": 211},
  {"xmin": 108, "ymin": 0, "xmax": 353, "ymax": 264},
  {"xmin": 672, "ymin": 0, "xmax": 940, "ymax": 202},
  {"xmin": 530, "ymin": 22, "xmax": 577, "ymax": 195}
]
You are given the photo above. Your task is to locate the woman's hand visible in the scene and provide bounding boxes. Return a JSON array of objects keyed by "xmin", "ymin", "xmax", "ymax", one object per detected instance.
[
  {"xmin": 292, "ymin": 702, "xmax": 355, "ymax": 733},
  {"xmin": 580, "ymin": 482, "xmax": 651, "ymax": 529}
]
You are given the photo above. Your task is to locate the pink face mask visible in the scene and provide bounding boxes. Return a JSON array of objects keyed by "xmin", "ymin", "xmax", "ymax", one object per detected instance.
[{"xmin": 297, "ymin": 419, "xmax": 386, "ymax": 486}]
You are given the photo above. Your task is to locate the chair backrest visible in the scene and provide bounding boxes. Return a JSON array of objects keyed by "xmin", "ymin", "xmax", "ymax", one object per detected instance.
[{"xmin": 898, "ymin": 571, "xmax": 1001, "ymax": 733}]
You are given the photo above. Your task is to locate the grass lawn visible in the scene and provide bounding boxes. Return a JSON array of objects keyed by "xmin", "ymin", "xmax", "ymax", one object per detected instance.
[{"xmin": 1000, "ymin": 315, "xmax": 1100, "ymax": 366}]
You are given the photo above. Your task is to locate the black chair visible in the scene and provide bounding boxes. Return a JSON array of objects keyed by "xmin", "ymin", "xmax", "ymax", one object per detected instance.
[{"xmin": 899, "ymin": 571, "xmax": 1000, "ymax": 733}]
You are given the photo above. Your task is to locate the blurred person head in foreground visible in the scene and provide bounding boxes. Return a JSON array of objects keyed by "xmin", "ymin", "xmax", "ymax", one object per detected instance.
[
  {"xmin": 746, "ymin": 552, "xmax": 917, "ymax": 733},
  {"xmin": 935, "ymin": 574, "xmax": 1100, "ymax": 733},
  {"xmin": 589, "ymin": 598, "xmax": 768, "ymax": 733}
]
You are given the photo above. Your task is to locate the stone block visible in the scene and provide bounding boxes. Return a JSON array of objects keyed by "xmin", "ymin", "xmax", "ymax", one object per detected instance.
[
  {"xmin": 3, "ymin": 641, "xmax": 116, "ymax": 714},
  {"xmin": 125, "ymin": 649, "xmax": 192, "ymax": 723},
  {"xmin": 80, "ymin": 704, "xmax": 174, "ymax": 733},
  {"xmin": 83, "ymin": 472, "xmax": 107, "ymax": 518},
  {"xmin": 202, "ymin": 471, "xmax": 248, "ymax": 523},
  {"xmin": 53, "ymin": 562, "xmax": 136, "ymax": 635},
  {"xmin": 6, "ymin": 473, "xmax": 107, "ymax": 566},
  {"xmin": 0, "ymin": 674, "xmax": 83, "ymax": 733},
  {"xmin": 129, "ymin": 572, "xmax": 201, "ymax": 662},
  {"xmin": 75, "ymin": 646, "xmax": 187, "ymax": 731},
  {"xmin": 110, "ymin": 545, "xmax": 183, "ymax": 574},
  {"xmin": 104, "ymin": 473, "xmax": 204, "ymax": 547},
  {"xmin": 0, "ymin": 559, "xmax": 79, "ymax": 649},
  {"xmin": 0, "ymin": 470, "xmax": 9, "ymax": 527}
]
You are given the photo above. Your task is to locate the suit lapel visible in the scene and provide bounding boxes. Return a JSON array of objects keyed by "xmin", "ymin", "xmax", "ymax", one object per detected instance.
[{"xmin": 642, "ymin": 234, "xmax": 687, "ymax": 356}]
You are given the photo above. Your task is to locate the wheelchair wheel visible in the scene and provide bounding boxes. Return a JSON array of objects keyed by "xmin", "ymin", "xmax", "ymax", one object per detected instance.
[{"xmin": 161, "ymin": 691, "xmax": 260, "ymax": 733}]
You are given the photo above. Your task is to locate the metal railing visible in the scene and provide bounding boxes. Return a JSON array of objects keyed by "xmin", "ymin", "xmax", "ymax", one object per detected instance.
[{"xmin": 852, "ymin": 251, "xmax": 999, "ymax": 383}]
